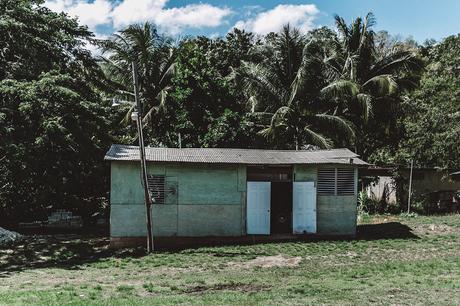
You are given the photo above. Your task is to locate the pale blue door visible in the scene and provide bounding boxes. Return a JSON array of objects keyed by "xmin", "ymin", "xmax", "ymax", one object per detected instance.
[
  {"xmin": 247, "ymin": 181, "xmax": 271, "ymax": 235},
  {"xmin": 293, "ymin": 182, "xmax": 317, "ymax": 234}
]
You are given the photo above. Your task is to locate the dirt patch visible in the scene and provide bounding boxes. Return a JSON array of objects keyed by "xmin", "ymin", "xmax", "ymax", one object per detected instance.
[
  {"xmin": 370, "ymin": 216, "xmax": 399, "ymax": 224},
  {"xmin": 413, "ymin": 224, "xmax": 460, "ymax": 236},
  {"xmin": 229, "ymin": 254, "xmax": 302, "ymax": 269},
  {"xmin": 184, "ymin": 282, "xmax": 268, "ymax": 294}
]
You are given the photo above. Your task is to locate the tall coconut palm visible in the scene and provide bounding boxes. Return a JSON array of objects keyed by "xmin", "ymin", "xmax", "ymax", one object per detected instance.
[
  {"xmin": 320, "ymin": 13, "xmax": 423, "ymax": 157},
  {"xmin": 99, "ymin": 22, "xmax": 177, "ymax": 130},
  {"xmin": 235, "ymin": 25, "xmax": 354, "ymax": 150},
  {"xmin": 322, "ymin": 12, "xmax": 422, "ymax": 126}
]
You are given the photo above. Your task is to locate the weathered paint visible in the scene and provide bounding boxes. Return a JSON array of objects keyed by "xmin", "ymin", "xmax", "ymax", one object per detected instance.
[
  {"xmin": 293, "ymin": 164, "xmax": 358, "ymax": 236},
  {"xmin": 110, "ymin": 161, "xmax": 246, "ymax": 237},
  {"xmin": 110, "ymin": 161, "xmax": 358, "ymax": 239},
  {"xmin": 178, "ymin": 205, "xmax": 242, "ymax": 236},
  {"xmin": 110, "ymin": 204, "xmax": 146, "ymax": 237},
  {"xmin": 293, "ymin": 165, "xmax": 316, "ymax": 181},
  {"xmin": 110, "ymin": 162, "xmax": 144, "ymax": 205},
  {"xmin": 316, "ymin": 195, "xmax": 357, "ymax": 235}
]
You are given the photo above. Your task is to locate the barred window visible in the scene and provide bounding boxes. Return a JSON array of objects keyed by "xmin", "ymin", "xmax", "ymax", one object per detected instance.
[
  {"xmin": 317, "ymin": 168, "xmax": 355, "ymax": 196},
  {"xmin": 147, "ymin": 175, "xmax": 165, "ymax": 204}
]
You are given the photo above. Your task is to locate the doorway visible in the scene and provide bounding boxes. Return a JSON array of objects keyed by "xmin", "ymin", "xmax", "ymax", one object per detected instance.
[
  {"xmin": 247, "ymin": 166, "xmax": 301, "ymax": 235},
  {"xmin": 270, "ymin": 182, "xmax": 293, "ymax": 234}
]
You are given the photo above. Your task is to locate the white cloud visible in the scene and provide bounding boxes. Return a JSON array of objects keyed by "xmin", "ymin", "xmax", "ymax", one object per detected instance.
[
  {"xmin": 44, "ymin": 0, "xmax": 232, "ymax": 35},
  {"xmin": 234, "ymin": 4, "xmax": 319, "ymax": 35},
  {"xmin": 110, "ymin": 0, "xmax": 167, "ymax": 28},
  {"xmin": 45, "ymin": 0, "xmax": 112, "ymax": 31},
  {"xmin": 154, "ymin": 4, "xmax": 232, "ymax": 34}
]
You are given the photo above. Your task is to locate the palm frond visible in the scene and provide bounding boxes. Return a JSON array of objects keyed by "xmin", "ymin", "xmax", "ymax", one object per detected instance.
[
  {"xmin": 237, "ymin": 61, "xmax": 284, "ymax": 107},
  {"xmin": 321, "ymin": 79, "xmax": 360, "ymax": 98},
  {"xmin": 356, "ymin": 93, "xmax": 373, "ymax": 121},
  {"xmin": 289, "ymin": 40, "xmax": 323, "ymax": 103},
  {"xmin": 157, "ymin": 88, "xmax": 169, "ymax": 108},
  {"xmin": 157, "ymin": 60, "xmax": 176, "ymax": 88},
  {"xmin": 316, "ymin": 113, "xmax": 355, "ymax": 139},
  {"xmin": 363, "ymin": 74, "xmax": 398, "ymax": 95},
  {"xmin": 142, "ymin": 105, "xmax": 159, "ymax": 126},
  {"xmin": 258, "ymin": 126, "xmax": 274, "ymax": 138},
  {"xmin": 121, "ymin": 104, "xmax": 136, "ymax": 125},
  {"xmin": 270, "ymin": 106, "xmax": 292, "ymax": 126},
  {"xmin": 248, "ymin": 96, "xmax": 258, "ymax": 112},
  {"xmin": 371, "ymin": 49, "xmax": 422, "ymax": 76},
  {"xmin": 359, "ymin": 12, "xmax": 376, "ymax": 52},
  {"xmin": 248, "ymin": 111, "xmax": 274, "ymax": 121},
  {"xmin": 303, "ymin": 127, "xmax": 333, "ymax": 149},
  {"xmin": 334, "ymin": 15, "xmax": 349, "ymax": 40}
]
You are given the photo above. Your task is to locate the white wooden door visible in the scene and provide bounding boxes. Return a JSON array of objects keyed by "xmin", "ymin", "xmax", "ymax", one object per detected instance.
[
  {"xmin": 292, "ymin": 182, "xmax": 317, "ymax": 234},
  {"xmin": 247, "ymin": 181, "xmax": 271, "ymax": 235}
]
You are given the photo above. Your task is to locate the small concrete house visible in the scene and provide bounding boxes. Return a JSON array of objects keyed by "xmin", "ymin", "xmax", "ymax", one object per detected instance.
[{"xmin": 105, "ymin": 145, "xmax": 368, "ymax": 247}]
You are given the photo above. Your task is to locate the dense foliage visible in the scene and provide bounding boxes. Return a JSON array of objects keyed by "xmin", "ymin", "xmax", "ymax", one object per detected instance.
[
  {"xmin": 394, "ymin": 35, "xmax": 460, "ymax": 169},
  {"xmin": 0, "ymin": 1, "xmax": 458, "ymax": 221},
  {"xmin": 0, "ymin": 0, "xmax": 111, "ymax": 223}
]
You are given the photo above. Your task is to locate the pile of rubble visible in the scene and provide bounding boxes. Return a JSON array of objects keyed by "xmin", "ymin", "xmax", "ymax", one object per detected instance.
[{"xmin": 0, "ymin": 227, "xmax": 22, "ymax": 246}]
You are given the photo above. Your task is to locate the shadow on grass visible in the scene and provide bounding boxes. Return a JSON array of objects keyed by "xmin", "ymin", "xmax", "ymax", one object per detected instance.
[
  {"xmin": 0, "ymin": 230, "xmax": 145, "ymax": 277},
  {"xmin": 0, "ymin": 222, "xmax": 418, "ymax": 276},
  {"xmin": 356, "ymin": 222, "xmax": 419, "ymax": 240}
]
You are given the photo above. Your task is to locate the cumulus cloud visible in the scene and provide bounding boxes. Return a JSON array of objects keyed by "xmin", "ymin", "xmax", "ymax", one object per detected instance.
[
  {"xmin": 45, "ymin": 0, "xmax": 112, "ymax": 31},
  {"xmin": 111, "ymin": 0, "xmax": 232, "ymax": 34},
  {"xmin": 234, "ymin": 4, "xmax": 319, "ymax": 35},
  {"xmin": 44, "ymin": 0, "xmax": 232, "ymax": 35},
  {"xmin": 154, "ymin": 4, "xmax": 232, "ymax": 34},
  {"xmin": 109, "ymin": 0, "xmax": 167, "ymax": 28}
]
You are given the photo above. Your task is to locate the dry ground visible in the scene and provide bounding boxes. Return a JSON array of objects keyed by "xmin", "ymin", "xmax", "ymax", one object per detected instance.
[{"xmin": 0, "ymin": 214, "xmax": 459, "ymax": 305}]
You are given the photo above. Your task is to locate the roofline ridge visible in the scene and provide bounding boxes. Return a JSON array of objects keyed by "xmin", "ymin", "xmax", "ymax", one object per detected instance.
[{"xmin": 111, "ymin": 144, "xmax": 355, "ymax": 152}]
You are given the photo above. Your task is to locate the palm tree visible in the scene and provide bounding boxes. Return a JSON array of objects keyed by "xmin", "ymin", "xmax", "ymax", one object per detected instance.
[
  {"xmin": 99, "ymin": 22, "xmax": 177, "ymax": 131},
  {"xmin": 321, "ymin": 13, "xmax": 423, "ymax": 155},
  {"xmin": 235, "ymin": 25, "xmax": 354, "ymax": 150}
]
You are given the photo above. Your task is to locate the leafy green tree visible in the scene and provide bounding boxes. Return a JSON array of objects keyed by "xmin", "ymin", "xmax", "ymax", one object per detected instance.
[
  {"xmin": 165, "ymin": 36, "xmax": 248, "ymax": 147},
  {"xmin": 0, "ymin": 0, "xmax": 111, "ymax": 222},
  {"xmin": 395, "ymin": 35, "xmax": 460, "ymax": 169}
]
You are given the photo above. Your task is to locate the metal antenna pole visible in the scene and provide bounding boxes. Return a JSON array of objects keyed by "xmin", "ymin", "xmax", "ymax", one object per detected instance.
[{"xmin": 132, "ymin": 61, "xmax": 154, "ymax": 253}]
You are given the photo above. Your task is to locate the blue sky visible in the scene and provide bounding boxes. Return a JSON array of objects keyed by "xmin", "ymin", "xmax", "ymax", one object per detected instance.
[{"xmin": 45, "ymin": 0, "xmax": 460, "ymax": 42}]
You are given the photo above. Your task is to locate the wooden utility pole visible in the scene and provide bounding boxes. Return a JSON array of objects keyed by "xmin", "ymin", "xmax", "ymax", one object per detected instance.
[
  {"xmin": 132, "ymin": 61, "xmax": 154, "ymax": 253},
  {"xmin": 407, "ymin": 159, "xmax": 414, "ymax": 214}
]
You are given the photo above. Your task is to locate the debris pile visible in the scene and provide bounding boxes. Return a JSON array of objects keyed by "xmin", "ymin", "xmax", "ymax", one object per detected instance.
[{"xmin": 0, "ymin": 227, "xmax": 22, "ymax": 246}]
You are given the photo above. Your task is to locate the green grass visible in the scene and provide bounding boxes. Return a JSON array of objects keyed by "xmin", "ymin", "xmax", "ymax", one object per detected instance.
[{"xmin": 1, "ymin": 214, "xmax": 459, "ymax": 305}]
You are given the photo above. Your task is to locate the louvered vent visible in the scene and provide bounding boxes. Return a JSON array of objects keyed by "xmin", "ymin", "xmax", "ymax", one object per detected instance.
[
  {"xmin": 317, "ymin": 168, "xmax": 336, "ymax": 195},
  {"xmin": 337, "ymin": 168, "xmax": 355, "ymax": 195},
  {"xmin": 147, "ymin": 175, "xmax": 165, "ymax": 204}
]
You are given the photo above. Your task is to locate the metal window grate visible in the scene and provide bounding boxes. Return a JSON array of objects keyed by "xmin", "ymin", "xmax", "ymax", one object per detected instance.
[
  {"xmin": 147, "ymin": 175, "xmax": 165, "ymax": 204},
  {"xmin": 317, "ymin": 168, "xmax": 336, "ymax": 195},
  {"xmin": 337, "ymin": 168, "xmax": 355, "ymax": 195}
]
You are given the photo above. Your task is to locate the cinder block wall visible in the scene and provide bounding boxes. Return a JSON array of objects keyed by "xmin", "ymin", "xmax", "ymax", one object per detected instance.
[
  {"xmin": 110, "ymin": 162, "xmax": 358, "ymax": 239},
  {"xmin": 110, "ymin": 162, "xmax": 246, "ymax": 238},
  {"xmin": 293, "ymin": 165, "xmax": 358, "ymax": 236}
]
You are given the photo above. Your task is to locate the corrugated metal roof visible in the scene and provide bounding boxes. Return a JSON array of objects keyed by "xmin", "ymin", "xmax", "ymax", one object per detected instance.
[{"xmin": 104, "ymin": 144, "xmax": 368, "ymax": 166}]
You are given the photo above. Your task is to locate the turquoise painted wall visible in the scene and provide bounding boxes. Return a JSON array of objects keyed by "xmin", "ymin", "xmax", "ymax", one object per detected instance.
[
  {"xmin": 111, "ymin": 162, "xmax": 357, "ymax": 238},
  {"xmin": 110, "ymin": 162, "xmax": 246, "ymax": 237},
  {"xmin": 294, "ymin": 165, "xmax": 358, "ymax": 236}
]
